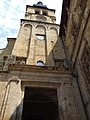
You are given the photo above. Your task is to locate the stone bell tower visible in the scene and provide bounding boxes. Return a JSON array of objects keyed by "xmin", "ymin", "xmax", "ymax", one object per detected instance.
[
  {"xmin": 0, "ymin": 1, "xmax": 87, "ymax": 120},
  {"xmin": 12, "ymin": 1, "xmax": 65, "ymax": 66}
]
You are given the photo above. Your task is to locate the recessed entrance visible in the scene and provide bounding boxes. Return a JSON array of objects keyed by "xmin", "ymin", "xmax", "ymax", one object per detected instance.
[{"xmin": 22, "ymin": 87, "xmax": 59, "ymax": 120}]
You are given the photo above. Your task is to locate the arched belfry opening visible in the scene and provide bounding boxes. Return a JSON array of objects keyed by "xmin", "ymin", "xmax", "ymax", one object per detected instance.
[{"xmin": 22, "ymin": 87, "xmax": 59, "ymax": 120}]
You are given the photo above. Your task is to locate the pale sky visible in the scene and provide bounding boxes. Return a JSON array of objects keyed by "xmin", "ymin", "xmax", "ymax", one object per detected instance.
[{"xmin": 0, "ymin": 0, "xmax": 63, "ymax": 49}]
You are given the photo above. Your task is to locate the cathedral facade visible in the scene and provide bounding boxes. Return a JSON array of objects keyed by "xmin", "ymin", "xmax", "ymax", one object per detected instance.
[{"xmin": 0, "ymin": 1, "xmax": 90, "ymax": 120}]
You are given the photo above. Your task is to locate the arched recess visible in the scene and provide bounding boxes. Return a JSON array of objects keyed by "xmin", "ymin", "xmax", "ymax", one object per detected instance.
[
  {"xmin": 24, "ymin": 24, "xmax": 32, "ymax": 27},
  {"xmin": 47, "ymin": 27, "xmax": 58, "ymax": 51},
  {"xmin": 12, "ymin": 23, "xmax": 32, "ymax": 57},
  {"xmin": 46, "ymin": 27, "xmax": 59, "ymax": 66},
  {"xmin": 22, "ymin": 23, "xmax": 33, "ymax": 27},
  {"xmin": 23, "ymin": 24, "xmax": 32, "ymax": 40},
  {"xmin": 49, "ymin": 27, "xmax": 59, "ymax": 35},
  {"xmin": 34, "ymin": 25, "xmax": 46, "ymax": 64},
  {"xmin": 36, "ymin": 25, "xmax": 46, "ymax": 35},
  {"xmin": 12, "ymin": 24, "xmax": 32, "ymax": 57}
]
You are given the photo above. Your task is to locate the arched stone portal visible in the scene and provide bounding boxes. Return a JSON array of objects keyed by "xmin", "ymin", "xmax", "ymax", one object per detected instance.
[{"xmin": 22, "ymin": 87, "xmax": 59, "ymax": 120}]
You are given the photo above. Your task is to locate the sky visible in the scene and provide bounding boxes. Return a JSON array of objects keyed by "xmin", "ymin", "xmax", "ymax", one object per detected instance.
[{"xmin": 0, "ymin": 0, "xmax": 63, "ymax": 49}]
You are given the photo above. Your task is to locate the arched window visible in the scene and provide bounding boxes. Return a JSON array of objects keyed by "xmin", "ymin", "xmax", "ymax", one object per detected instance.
[
  {"xmin": 35, "ymin": 10, "xmax": 40, "ymax": 14},
  {"xmin": 36, "ymin": 61, "xmax": 44, "ymax": 66},
  {"xmin": 42, "ymin": 11, "xmax": 48, "ymax": 16}
]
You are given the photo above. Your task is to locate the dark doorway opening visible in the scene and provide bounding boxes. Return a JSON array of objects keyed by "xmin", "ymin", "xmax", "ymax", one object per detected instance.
[{"xmin": 22, "ymin": 87, "xmax": 59, "ymax": 120}]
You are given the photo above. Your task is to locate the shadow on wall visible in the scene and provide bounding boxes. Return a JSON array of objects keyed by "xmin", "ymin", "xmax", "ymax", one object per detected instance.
[
  {"xmin": 10, "ymin": 102, "xmax": 23, "ymax": 120},
  {"xmin": 45, "ymin": 37, "xmax": 65, "ymax": 67},
  {"xmin": 35, "ymin": 36, "xmax": 71, "ymax": 69}
]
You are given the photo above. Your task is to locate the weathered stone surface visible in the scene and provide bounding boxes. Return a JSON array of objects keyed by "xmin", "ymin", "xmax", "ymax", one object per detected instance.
[{"xmin": 0, "ymin": 0, "xmax": 90, "ymax": 120}]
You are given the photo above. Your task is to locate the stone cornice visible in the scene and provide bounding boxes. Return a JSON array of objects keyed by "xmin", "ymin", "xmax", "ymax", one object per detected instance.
[
  {"xmin": 20, "ymin": 19, "xmax": 60, "ymax": 26},
  {"xmin": 8, "ymin": 64, "xmax": 70, "ymax": 74}
]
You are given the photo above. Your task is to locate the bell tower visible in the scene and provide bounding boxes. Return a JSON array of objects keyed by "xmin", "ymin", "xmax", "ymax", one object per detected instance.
[{"xmin": 12, "ymin": 1, "xmax": 65, "ymax": 66}]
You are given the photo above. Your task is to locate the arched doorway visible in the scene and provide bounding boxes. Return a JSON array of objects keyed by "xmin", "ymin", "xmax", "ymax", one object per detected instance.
[{"xmin": 22, "ymin": 87, "xmax": 59, "ymax": 120}]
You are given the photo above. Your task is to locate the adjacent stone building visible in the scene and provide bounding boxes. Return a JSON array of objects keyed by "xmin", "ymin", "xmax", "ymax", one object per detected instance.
[
  {"xmin": 0, "ymin": 1, "xmax": 90, "ymax": 120},
  {"xmin": 60, "ymin": 0, "xmax": 90, "ymax": 119}
]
